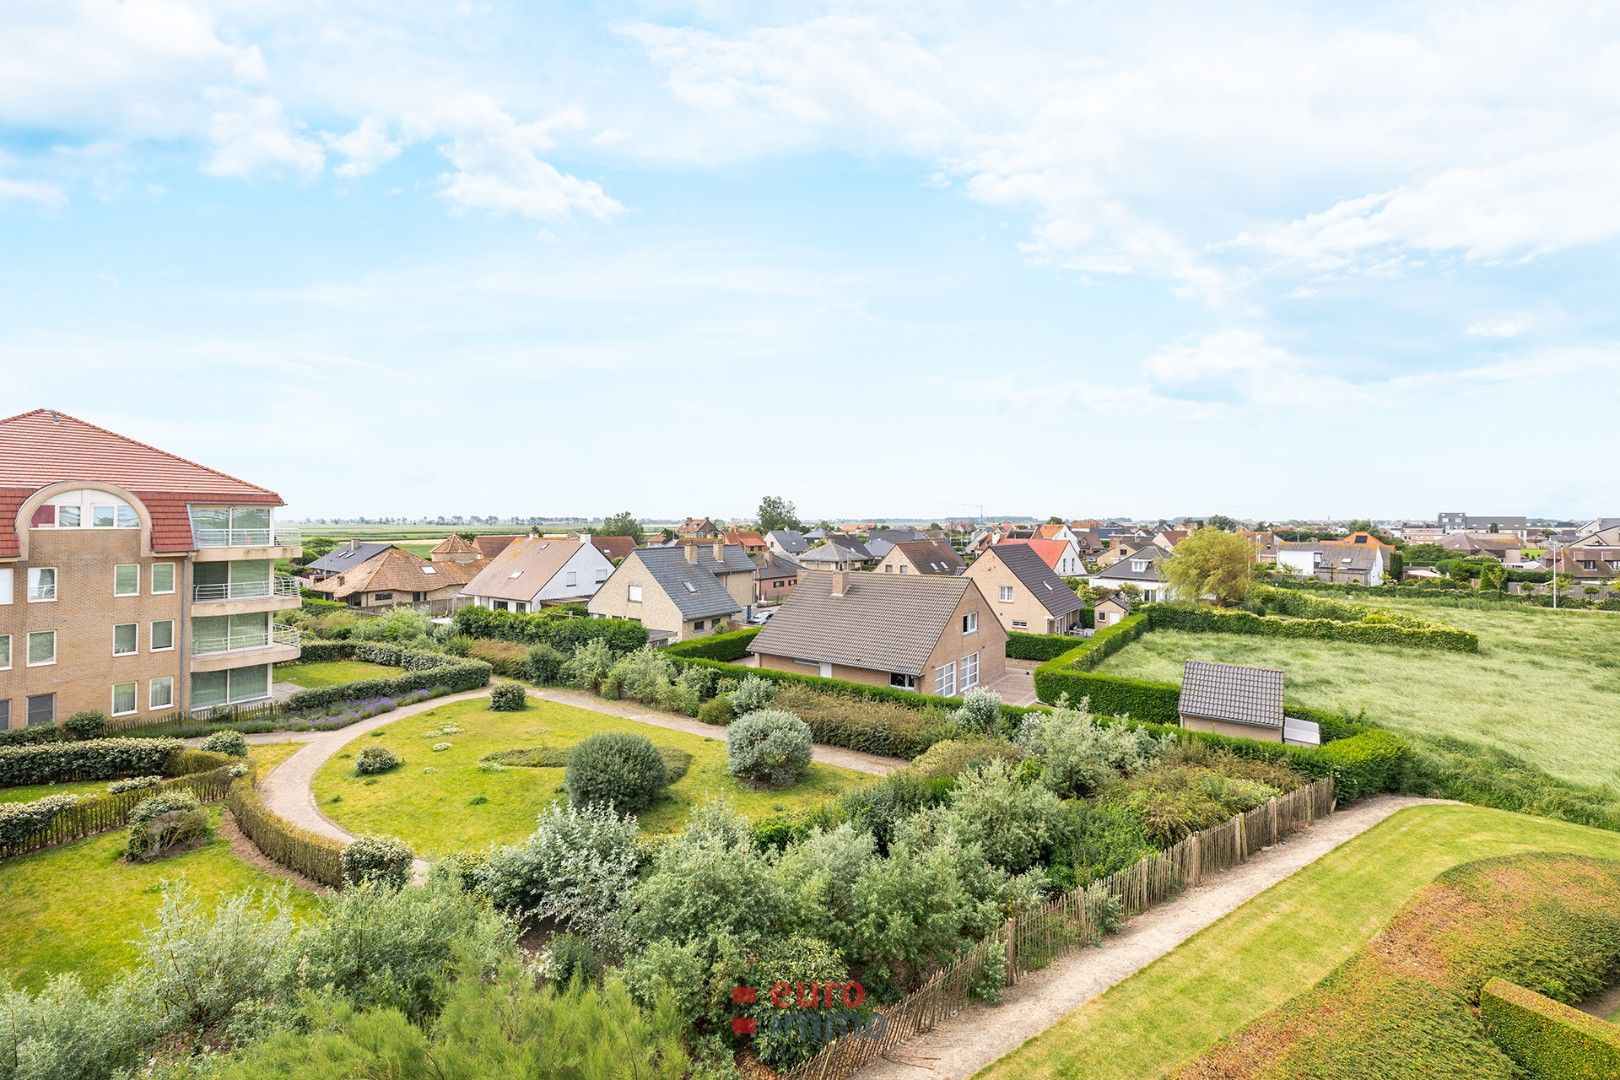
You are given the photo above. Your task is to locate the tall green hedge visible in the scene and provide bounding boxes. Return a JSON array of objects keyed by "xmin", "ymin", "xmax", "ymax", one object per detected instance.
[
  {"xmin": 452, "ymin": 605, "xmax": 647, "ymax": 652},
  {"xmin": 0, "ymin": 738, "xmax": 183, "ymax": 787},
  {"xmin": 283, "ymin": 644, "xmax": 491, "ymax": 709},
  {"xmin": 1481, "ymin": 977, "xmax": 1620, "ymax": 1080}
]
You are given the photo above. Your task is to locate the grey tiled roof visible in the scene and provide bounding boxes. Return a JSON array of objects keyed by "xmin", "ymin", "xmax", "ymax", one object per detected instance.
[
  {"xmin": 1278, "ymin": 541, "xmax": 1380, "ymax": 572},
  {"xmin": 749, "ymin": 572, "xmax": 979, "ymax": 676},
  {"xmin": 891, "ymin": 539, "xmax": 966, "ymax": 576},
  {"xmin": 800, "ymin": 536, "xmax": 873, "ymax": 563},
  {"xmin": 754, "ymin": 554, "xmax": 802, "ymax": 581},
  {"xmin": 635, "ymin": 544, "xmax": 753, "ymax": 620},
  {"xmin": 1092, "ymin": 544, "xmax": 1169, "ymax": 583},
  {"xmin": 767, "ymin": 529, "xmax": 809, "ymax": 555},
  {"xmin": 307, "ymin": 541, "xmax": 393, "ymax": 573},
  {"xmin": 987, "ymin": 544, "xmax": 1084, "ymax": 617},
  {"xmin": 1178, "ymin": 660, "xmax": 1283, "ymax": 728}
]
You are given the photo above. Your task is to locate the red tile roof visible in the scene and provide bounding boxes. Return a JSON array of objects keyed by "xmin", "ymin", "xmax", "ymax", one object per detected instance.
[
  {"xmin": 473, "ymin": 535, "xmax": 522, "ymax": 558},
  {"xmin": 0, "ymin": 409, "xmax": 282, "ymax": 555},
  {"xmin": 995, "ymin": 537, "xmax": 1072, "ymax": 571},
  {"xmin": 588, "ymin": 535, "xmax": 637, "ymax": 561}
]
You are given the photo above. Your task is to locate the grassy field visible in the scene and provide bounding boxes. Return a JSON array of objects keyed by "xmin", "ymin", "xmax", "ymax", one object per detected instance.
[
  {"xmin": 311, "ymin": 697, "xmax": 873, "ymax": 856},
  {"xmin": 277, "ymin": 659, "xmax": 405, "ymax": 689},
  {"xmin": 977, "ymin": 804, "xmax": 1620, "ymax": 1080},
  {"xmin": 299, "ymin": 524, "xmax": 543, "ymax": 540},
  {"xmin": 1093, "ymin": 599, "xmax": 1620, "ymax": 789},
  {"xmin": 0, "ymin": 742, "xmax": 300, "ymax": 804}
]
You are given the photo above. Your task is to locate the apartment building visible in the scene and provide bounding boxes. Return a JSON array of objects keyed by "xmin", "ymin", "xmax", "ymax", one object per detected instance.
[{"xmin": 0, "ymin": 409, "xmax": 300, "ymax": 727}]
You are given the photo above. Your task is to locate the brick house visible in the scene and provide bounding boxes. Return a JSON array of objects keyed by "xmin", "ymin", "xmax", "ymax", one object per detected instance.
[
  {"xmin": 754, "ymin": 554, "xmax": 802, "ymax": 605},
  {"xmin": 461, "ymin": 534, "xmax": 616, "ymax": 612},
  {"xmin": 873, "ymin": 539, "xmax": 966, "ymax": 577},
  {"xmin": 965, "ymin": 542, "xmax": 1086, "ymax": 634},
  {"xmin": 588, "ymin": 542, "xmax": 757, "ymax": 641},
  {"xmin": 0, "ymin": 409, "xmax": 300, "ymax": 725},
  {"xmin": 749, "ymin": 570, "xmax": 1005, "ymax": 695},
  {"xmin": 308, "ymin": 545, "xmax": 477, "ymax": 609}
]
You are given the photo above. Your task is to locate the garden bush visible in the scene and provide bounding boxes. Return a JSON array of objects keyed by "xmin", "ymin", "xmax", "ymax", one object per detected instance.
[
  {"xmin": 226, "ymin": 778, "xmax": 347, "ymax": 887},
  {"xmin": 727, "ymin": 709, "xmax": 814, "ymax": 789},
  {"xmin": 1015, "ymin": 702, "xmax": 1171, "ymax": 798},
  {"xmin": 769, "ymin": 683, "xmax": 961, "ymax": 760},
  {"xmin": 910, "ymin": 736, "xmax": 1028, "ymax": 782},
  {"xmin": 464, "ymin": 637, "xmax": 531, "ymax": 678},
  {"xmin": 738, "ymin": 934, "xmax": 854, "ymax": 1068},
  {"xmin": 0, "ymin": 794, "xmax": 80, "ymax": 848},
  {"xmin": 730, "ymin": 674, "xmax": 777, "ymax": 714},
  {"xmin": 488, "ymin": 682, "xmax": 527, "ymax": 711},
  {"xmin": 525, "ymin": 642, "xmax": 568, "ymax": 685},
  {"xmin": 562, "ymin": 638, "xmax": 616, "ymax": 691},
  {"xmin": 64, "ymin": 710, "xmax": 109, "ymax": 740},
  {"xmin": 126, "ymin": 791, "xmax": 209, "ymax": 861},
  {"xmin": 935, "ymin": 758, "xmax": 1069, "ymax": 875},
  {"xmin": 565, "ymin": 732, "xmax": 669, "ymax": 813},
  {"xmin": 108, "ymin": 774, "xmax": 164, "ymax": 794},
  {"xmin": 354, "ymin": 745, "xmax": 401, "ymax": 775},
  {"xmin": 452, "ymin": 604, "xmax": 648, "ymax": 652},
  {"xmin": 544, "ymin": 932, "xmax": 605, "ymax": 987},
  {"xmin": 0, "ymin": 737, "xmax": 181, "ymax": 787},
  {"xmin": 477, "ymin": 803, "xmax": 641, "ymax": 947},
  {"xmin": 339, "ymin": 834, "xmax": 414, "ymax": 888},
  {"xmin": 283, "ymin": 645, "xmax": 491, "ymax": 711},
  {"xmin": 952, "ymin": 687, "xmax": 1006, "ymax": 735},
  {"xmin": 1103, "ymin": 758, "xmax": 1288, "ymax": 846},
  {"xmin": 1481, "ymin": 977, "xmax": 1620, "ymax": 1080},
  {"xmin": 200, "ymin": 729, "xmax": 250, "ymax": 757},
  {"xmin": 697, "ymin": 692, "xmax": 736, "ymax": 726}
]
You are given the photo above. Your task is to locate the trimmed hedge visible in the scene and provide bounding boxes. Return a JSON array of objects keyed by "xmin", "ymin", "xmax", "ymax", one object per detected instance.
[
  {"xmin": 452, "ymin": 605, "xmax": 648, "ymax": 652},
  {"xmin": 1007, "ymin": 631, "xmax": 1089, "ymax": 662},
  {"xmin": 1481, "ymin": 977, "xmax": 1620, "ymax": 1080},
  {"xmin": 666, "ymin": 627, "xmax": 758, "ymax": 661},
  {"xmin": 284, "ymin": 643, "xmax": 491, "ymax": 710},
  {"xmin": 0, "ymin": 738, "xmax": 182, "ymax": 787},
  {"xmin": 226, "ymin": 776, "xmax": 346, "ymax": 888}
]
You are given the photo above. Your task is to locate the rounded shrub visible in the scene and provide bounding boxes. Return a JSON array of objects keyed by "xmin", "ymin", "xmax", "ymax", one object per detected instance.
[
  {"xmin": 564, "ymin": 732, "xmax": 669, "ymax": 814},
  {"xmin": 107, "ymin": 774, "xmax": 163, "ymax": 794},
  {"xmin": 525, "ymin": 643, "xmax": 567, "ymax": 685},
  {"xmin": 355, "ymin": 745, "xmax": 402, "ymax": 776},
  {"xmin": 200, "ymin": 729, "xmax": 249, "ymax": 757},
  {"xmin": 911, "ymin": 736, "xmax": 1028, "ymax": 782},
  {"xmin": 489, "ymin": 682, "xmax": 527, "ymax": 711},
  {"xmin": 63, "ymin": 711, "xmax": 109, "ymax": 741},
  {"xmin": 727, "ymin": 709, "xmax": 813, "ymax": 789},
  {"xmin": 126, "ymin": 791, "xmax": 208, "ymax": 861},
  {"xmin": 697, "ymin": 693, "xmax": 736, "ymax": 726},
  {"xmin": 341, "ymin": 834, "xmax": 414, "ymax": 888},
  {"xmin": 730, "ymin": 675, "xmax": 777, "ymax": 715}
]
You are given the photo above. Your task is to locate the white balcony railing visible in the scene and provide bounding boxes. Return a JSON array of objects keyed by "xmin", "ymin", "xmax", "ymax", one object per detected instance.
[
  {"xmin": 192, "ymin": 574, "xmax": 301, "ymax": 603},
  {"xmin": 193, "ymin": 525, "xmax": 302, "ymax": 549},
  {"xmin": 192, "ymin": 624, "xmax": 302, "ymax": 657}
]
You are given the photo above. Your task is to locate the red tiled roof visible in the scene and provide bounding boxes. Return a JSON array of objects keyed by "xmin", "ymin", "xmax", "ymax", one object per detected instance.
[
  {"xmin": 589, "ymin": 535, "xmax": 637, "ymax": 561},
  {"xmin": 996, "ymin": 537, "xmax": 1071, "ymax": 571},
  {"xmin": 0, "ymin": 409, "xmax": 282, "ymax": 556},
  {"xmin": 474, "ymin": 535, "xmax": 522, "ymax": 558}
]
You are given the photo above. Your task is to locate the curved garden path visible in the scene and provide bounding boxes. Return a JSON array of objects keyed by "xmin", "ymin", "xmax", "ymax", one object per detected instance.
[
  {"xmin": 197, "ymin": 683, "xmax": 906, "ymax": 880},
  {"xmin": 852, "ymin": 795, "xmax": 1451, "ymax": 1080}
]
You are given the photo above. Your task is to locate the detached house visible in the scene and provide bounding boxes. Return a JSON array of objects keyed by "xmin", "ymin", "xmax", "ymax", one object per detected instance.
[
  {"xmin": 677, "ymin": 517, "xmax": 722, "ymax": 539},
  {"xmin": 749, "ymin": 570, "xmax": 1005, "ymax": 695},
  {"xmin": 582, "ymin": 534, "xmax": 637, "ymax": 564},
  {"xmin": 995, "ymin": 537, "xmax": 1083, "ymax": 577},
  {"xmin": 588, "ymin": 542, "xmax": 757, "ymax": 641},
  {"xmin": 310, "ymin": 546, "xmax": 477, "ymax": 610},
  {"xmin": 864, "ymin": 529, "xmax": 929, "ymax": 561},
  {"xmin": 1089, "ymin": 544, "xmax": 1175, "ymax": 601},
  {"xmin": 723, "ymin": 530, "xmax": 767, "ymax": 556},
  {"xmin": 429, "ymin": 535, "xmax": 481, "ymax": 563},
  {"xmin": 966, "ymin": 542, "xmax": 1087, "ymax": 634},
  {"xmin": 306, "ymin": 540, "xmax": 392, "ymax": 582},
  {"xmin": 798, "ymin": 535, "xmax": 875, "ymax": 572},
  {"xmin": 1276, "ymin": 540, "xmax": 1386, "ymax": 586},
  {"xmin": 1440, "ymin": 533, "xmax": 1521, "ymax": 563},
  {"xmin": 766, "ymin": 530, "xmax": 811, "ymax": 560},
  {"xmin": 754, "ymin": 554, "xmax": 802, "ymax": 605},
  {"xmin": 461, "ymin": 535, "xmax": 615, "ymax": 612},
  {"xmin": 875, "ymin": 539, "xmax": 966, "ymax": 577},
  {"xmin": 1557, "ymin": 546, "xmax": 1620, "ymax": 583}
]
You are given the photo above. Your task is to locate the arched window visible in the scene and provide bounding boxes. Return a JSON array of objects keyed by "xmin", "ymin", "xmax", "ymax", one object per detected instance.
[{"xmin": 30, "ymin": 489, "xmax": 139, "ymax": 529}]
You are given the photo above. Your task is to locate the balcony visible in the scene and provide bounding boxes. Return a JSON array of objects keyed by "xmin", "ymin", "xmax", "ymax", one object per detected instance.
[
  {"xmin": 192, "ymin": 525, "xmax": 303, "ymax": 562},
  {"xmin": 190, "ymin": 624, "xmax": 301, "ymax": 672},
  {"xmin": 190, "ymin": 573, "xmax": 302, "ymax": 614}
]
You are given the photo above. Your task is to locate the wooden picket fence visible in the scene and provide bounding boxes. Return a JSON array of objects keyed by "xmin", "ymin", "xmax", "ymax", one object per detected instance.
[
  {"xmin": 0, "ymin": 762, "xmax": 239, "ymax": 859},
  {"xmin": 782, "ymin": 777, "xmax": 1336, "ymax": 1080}
]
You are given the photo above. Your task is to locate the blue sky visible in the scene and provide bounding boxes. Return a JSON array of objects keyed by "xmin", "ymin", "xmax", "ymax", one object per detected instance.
[{"xmin": 2, "ymin": 2, "xmax": 1617, "ymax": 523}]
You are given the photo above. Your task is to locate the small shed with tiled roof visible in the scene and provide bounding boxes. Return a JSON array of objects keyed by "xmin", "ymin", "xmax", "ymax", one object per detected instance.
[{"xmin": 1177, "ymin": 659, "xmax": 1320, "ymax": 746}]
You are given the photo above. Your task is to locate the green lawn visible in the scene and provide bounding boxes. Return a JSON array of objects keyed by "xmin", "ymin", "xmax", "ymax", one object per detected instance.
[
  {"xmin": 311, "ymin": 697, "xmax": 872, "ymax": 857},
  {"xmin": 977, "ymin": 804, "xmax": 1620, "ymax": 1080},
  {"xmin": 0, "ymin": 777, "xmax": 116, "ymax": 804},
  {"xmin": 277, "ymin": 659, "xmax": 404, "ymax": 689},
  {"xmin": 1092, "ymin": 599, "xmax": 1620, "ymax": 789}
]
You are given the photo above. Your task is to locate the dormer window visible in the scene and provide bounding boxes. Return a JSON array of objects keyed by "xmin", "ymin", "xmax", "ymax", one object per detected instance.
[
  {"xmin": 32, "ymin": 490, "xmax": 138, "ymax": 530},
  {"xmin": 1130, "ymin": 559, "xmax": 1148, "ymax": 572}
]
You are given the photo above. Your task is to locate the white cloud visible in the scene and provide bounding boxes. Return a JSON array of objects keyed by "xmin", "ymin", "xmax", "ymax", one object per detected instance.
[
  {"xmin": 325, "ymin": 117, "xmax": 401, "ymax": 179},
  {"xmin": 0, "ymin": 174, "xmax": 65, "ymax": 207},
  {"xmin": 1467, "ymin": 317, "xmax": 1529, "ymax": 339},
  {"xmin": 203, "ymin": 92, "xmax": 324, "ymax": 180}
]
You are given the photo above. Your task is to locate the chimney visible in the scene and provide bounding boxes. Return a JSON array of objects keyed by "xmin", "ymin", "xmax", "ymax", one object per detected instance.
[
  {"xmin": 685, "ymin": 542, "xmax": 699, "ymax": 565},
  {"xmin": 831, "ymin": 569, "xmax": 850, "ymax": 597},
  {"xmin": 345, "ymin": 539, "xmax": 358, "ymax": 553},
  {"xmin": 712, "ymin": 540, "xmax": 725, "ymax": 562}
]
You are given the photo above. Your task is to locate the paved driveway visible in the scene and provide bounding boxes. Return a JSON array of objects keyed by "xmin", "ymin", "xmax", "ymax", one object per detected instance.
[{"xmin": 988, "ymin": 666, "xmax": 1039, "ymax": 706}]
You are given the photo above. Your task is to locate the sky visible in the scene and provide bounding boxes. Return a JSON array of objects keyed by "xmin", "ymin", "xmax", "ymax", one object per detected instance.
[{"xmin": 2, "ymin": 1, "xmax": 1617, "ymax": 524}]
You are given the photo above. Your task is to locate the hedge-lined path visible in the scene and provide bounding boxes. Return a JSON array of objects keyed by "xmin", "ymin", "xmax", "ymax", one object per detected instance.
[
  {"xmin": 524, "ymin": 686, "xmax": 907, "ymax": 777},
  {"xmin": 853, "ymin": 795, "xmax": 1448, "ymax": 1080}
]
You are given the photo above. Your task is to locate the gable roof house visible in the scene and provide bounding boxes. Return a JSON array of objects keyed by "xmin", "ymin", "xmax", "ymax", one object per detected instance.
[
  {"xmin": 1557, "ymin": 545, "xmax": 1620, "ymax": 582},
  {"xmin": 749, "ymin": 570, "xmax": 1005, "ymax": 695},
  {"xmin": 677, "ymin": 517, "xmax": 723, "ymax": 539},
  {"xmin": 1276, "ymin": 540, "xmax": 1386, "ymax": 586},
  {"xmin": 798, "ymin": 535, "xmax": 875, "ymax": 572},
  {"xmin": 766, "ymin": 529, "xmax": 811, "ymax": 559},
  {"xmin": 1089, "ymin": 543, "xmax": 1175, "ymax": 601},
  {"xmin": 754, "ymin": 553, "xmax": 803, "ymax": 605},
  {"xmin": 1572, "ymin": 522, "xmax": 1620, "ymax": 548},
  {"xmin": 581, "ymin": 534, "xmax": 638, "ymax": 563},
  {"xmin": 310, "ymin": 545, "xmax": 478, "ymax": 610},
  {"xmin": 306, "ymin": 540, "xmax": 393, "ymax": 581},
  {"xmin": 966, "ymin": 542, "xmax": 1087, "ymax": 634},
  {"xmin": 461, "ymin": 535, "xmax": 616, "ymax": 613},
  {"xmin": 995, "ymin": 537, "xmax": 1083, "ymax": 577},
  {"xmin": 723, "ymin": 530, "xmax": 767, "ymax": 556},
  {"xmin": 1440, "ymin": 533, "xmax": 1522, "ymax": 563},
  {"xmin": 1178, "ymin": 659, "xmax": 1320, "ymax": 746},
  {"xmin": 874, "ymin": 539, "xmax": 966, "ymax": 577},
  {"xmin": 864, "ymin": 528, "xmax": 929, "ymax": 561},
  {"xmin": 588, "ymin": 542, "xmax": 758, "ymax": 641}
]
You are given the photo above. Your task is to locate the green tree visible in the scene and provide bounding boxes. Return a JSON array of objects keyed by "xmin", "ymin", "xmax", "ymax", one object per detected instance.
[
  {"xmin": 1163, "ymin": 527, "xmax": 1257, "ymax": 605},
  {"xmin": 757, "ymin": 495, "xmax": 802, "ymax": 533},
  {"xmin": 597, "ymin": 511, "xmax": 644, "ymax": 544},
  {"xmin": 1047, "ymin": 515, "xmax": 1064, "ymax": 525},
  {"xmin": 1206, "ymin": 514, "xmax": 1239, "ymax": 532},
  {"xmin": 1479, "ymin": 560, "xmax": 1506, "ymax": 591}
]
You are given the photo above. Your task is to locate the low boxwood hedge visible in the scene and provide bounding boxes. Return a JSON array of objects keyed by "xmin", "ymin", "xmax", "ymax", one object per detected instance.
[
  {"xmin": 0, "ymin": 738, "xmax": 183, "ymax": 787},
  {"xmin": 284, "ymin": 644, "xmax": 491, "ymax": 710},
  {"xmin": 226, "ymin": 775, "xmax": 347, "ymax": 888},
  {"xmin": 1481, "ymin": 977, "xmax": 1620, "ymax": 1080}
]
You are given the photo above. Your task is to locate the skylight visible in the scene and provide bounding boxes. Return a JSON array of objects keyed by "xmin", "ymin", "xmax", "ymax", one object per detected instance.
[
  {"xmin": 421, "ymin": 566, "xmax": 437, "ymax": 574},
  {"xmin": 682, "ymin": 581, "xmax": 697, "ymax": 592},
  {"xmin": 509, "ymin": 570, "xmax": 523, "ymax": 579}
]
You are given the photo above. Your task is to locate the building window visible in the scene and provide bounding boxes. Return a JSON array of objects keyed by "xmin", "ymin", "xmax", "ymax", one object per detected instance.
[
  {"xmin": 899, "ymin": 565, "xmax": 909, "ymax": 574},
  {"xmin": 113, "ymin": 623, "xmax": 138, "ymax": 656},
  {"xmin": 998, "ymin": 585, "xmax": 1014, "ymax": 602},
  {"xmin": 26, "ymin": 694, "xmax": 54, "ymax": 727},
  {"xmin": 962, "ymin": 612, "xmax": 978, "ymax": 634},
  {"xmin": 884, "ymin": 564, "xmax": 893, "ymax": 573},
  {"xmin": 961, "ymin": 651, "xmax": 980, "ymax": 691},
  {"xmin": 111, "ymin": 682, "xmax": 138, "ymax": 717},
  {"xmin": 890, "ymin": 673, "xmax": 917, "ymax": 689},
  {"xmin": 0, "ymin": 567, "xmax": 11, "ymax": 604},
  {"xmin": 628, "ymin": 585, "xmax": 643, "ymax": 602},
  {"xmin": 27, "ymin": 567, "xmax": 56, "ymax": 602},
  {"xmin": 190, "ymin": 664, "xmax": 270, "ymax": 710},
  {"xmin": 151, "ymin": 563, "xmax": 176, "ymax": 594},
  {"xmin": 149, "ymin": 676, "xmax": 174, "ymax": 710},
  {"xmin": 595, "ymin": 568, "xmax": 608, "ymax": 582},
  {"xmin": 0, "ymin": 699, "xmax": 8, "ymax": 727},
  {"xmin": 0, "ymin": 634, "xmax": 9, "ymax": 670},
  {"xmin": 26, "ymin": 631, "xmax": 56, "ymax": 667},
  {"xmin": 692, "ymin": 620, "xmax": 706, "ymax": 631},
  {"xmin": 1012, "ymin": 620, "xmax": 1028, "ymax": 629},
  {"xmin": 566, "ymin": 570, "xmax": 578, "ymax": 587},
  {"xmin": 934, "ymin": 661, "xmax": 957, "ymax": 698},
  {"xmin": 374, "ymin": 592, "xmax": 393, "ymax": 602},
  {"xmin": 114, "ymin": 564, "xmax": 140, "ymax": 596},
  {"xmin": 151, "ymin": 620, "xmax": 175, "ymax": 652}
]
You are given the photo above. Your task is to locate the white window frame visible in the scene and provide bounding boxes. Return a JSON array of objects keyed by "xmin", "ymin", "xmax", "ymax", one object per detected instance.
[
  {"xmin": 0, "ymin": 633, "xmax": 10, "ymax": 670},
  {"xmin": 27, "ymin": 630, "xmax": 56, "ymax": 667},
  {"xmin": 565, "ymin": 570, "xmax": 578, "ymax": 587},
  {"xmin": 27, "ymin": 567, "xmax": 57, "ymax": 603},
  {"xmin": 113, "ymin": 622, "xmax": 138, "ymax": 656},
  {"xmin": 934, "ymin": 660, "xmax": 957, "ymax": 697},
  {"xmin": 150, "ymin": 562, "xmax": 176, "ymax": 594},
  {"xmin": 627, "ymin": 585, "xmax": 643, "ymax": 602},
  {"xmin": 998, "ymin": 585, "xmax": 1014, "ymax": 602},
  {"xmin": 149, "ymin": 676, "xmax": 175, "ymax": 711},
  {"xmin": 963, "ymin": 611, "xmax": 978, "ymax": 634},
  {"xmin": 961, "ymin": 651, "xmax": 980, "ymax": 691},
  {"xmin": 150, "ymin": 620, "xmax": 175, "ymax": 652},
  {"xmin": 0, "ymin": 567, "xmax": 12, "ymax": 605},
  {"xmin": 111, "ymin": 681, "xmax": 139, "ymax": 717},
  {"xmin": 114, "ymin": 563, "xmax": 140, "ymax": 597}
]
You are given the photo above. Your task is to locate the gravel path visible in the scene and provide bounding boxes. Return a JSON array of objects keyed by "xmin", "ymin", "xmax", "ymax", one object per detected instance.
[{"xmin": 853, "ymin": 795, "xmax": 1449, "ymax": 1080}]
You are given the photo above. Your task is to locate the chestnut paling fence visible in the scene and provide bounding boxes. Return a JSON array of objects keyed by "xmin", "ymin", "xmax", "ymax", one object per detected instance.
[
  {"xmin": 0, "ymin": 761, "xmax": 238, "ymax": 859},
  {"xmin": 783, "ymin": 776, "xmax": 1337, "ymax": 1080}
]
